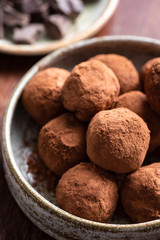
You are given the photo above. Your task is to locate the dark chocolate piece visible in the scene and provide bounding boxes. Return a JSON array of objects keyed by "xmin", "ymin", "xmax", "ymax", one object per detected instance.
[
  {"xmin": 45, "ymin": 14, "xmax": 71, "ymax": 39},
  {"xmin": 68, "ymin": 0, "xmax": 84, "ymax": 19},
  {"xmin": 3, "ymin": 5, "xmax": 30, "ymax": 27},
  {"xmin": 50, "ymin": 0, "xmax": 72, "ymax": 16},
  {"xmin": 50, "ymin": 0, "xmax": 83, "ymax": 19},
  {"xmin": 0, "ymin": 8, "xmax": 4, "ymax": 38},
  {"xmin": 14, "ymin": 0, "xmax": 48, "ymax": 22},
  {"xmin": 15, "ymin": 0, "xmax": 48, "ymax": 14},
  {"xmin": 13, "ymin": 23, "xmax": 45, "ymax": 44}
]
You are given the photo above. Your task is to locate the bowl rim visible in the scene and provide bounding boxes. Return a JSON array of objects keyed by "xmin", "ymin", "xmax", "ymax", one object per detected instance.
[
  {"xmin": 0, "ymin": 0, "xmax": 119, "ymax": 56},
  {"xmin": 2, "ymin": 35, "xmax": 160, "ymax": 232}
]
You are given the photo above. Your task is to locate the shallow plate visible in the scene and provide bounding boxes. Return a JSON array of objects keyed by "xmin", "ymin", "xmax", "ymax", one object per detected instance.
[
  {"xmin": 2, "ymin": 36, "xmax": 160, "ymax": 239},
  {"xmin": 0, "ymin": 0, "xmax": 119, "ymax": 56}
]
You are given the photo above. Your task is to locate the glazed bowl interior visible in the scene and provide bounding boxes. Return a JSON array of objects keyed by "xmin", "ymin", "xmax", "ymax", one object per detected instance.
[{"xmin": 3, "ymin": 36, "xmax": 160, "ymax": 234}]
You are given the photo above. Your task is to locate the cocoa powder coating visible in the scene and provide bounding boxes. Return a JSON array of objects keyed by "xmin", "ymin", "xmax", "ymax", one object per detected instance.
[
  {"xmin": 87, "ymin": 108, "xmax": 150, "ymax": 173},
  {"xmin": 141, "ymin": 57, "xmax": 160, "ymax": 85},
  {"xmin": 27, "ymin": 153, "xmax": 58, "ymax": 191},
  {"xmin": 90, "ymin": 54, "xmax": 140, "ymax": 94},
  {"xmin": 56, "ymin": 162, "xmax": 119, "ymax": 223},
  {"xmin": 145, "ymin": 62, "xmax": 160, "ymax": 115},
  {"xmin": 121, "ymin": 163, "xmax": 160, "ymax": 223},
  {"xmin": 62, "ymin": 60, "xmax": 120, "ymax": 122},
  {"xmin": 22, "ymin": 68, "xmax": 70, "ymax": 126},
  {"xmin": 116, "ymin": 91, "xmax": 160, "ymax": 152},
  {"xmin": 38, "ymin": 113, "xmax": 87, "ymax": 176}
]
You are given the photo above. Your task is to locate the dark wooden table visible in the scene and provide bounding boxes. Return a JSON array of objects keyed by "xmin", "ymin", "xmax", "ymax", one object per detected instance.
[{"xmin": 0, "ymin": 0, "xmax": 160, "ymax": 239}]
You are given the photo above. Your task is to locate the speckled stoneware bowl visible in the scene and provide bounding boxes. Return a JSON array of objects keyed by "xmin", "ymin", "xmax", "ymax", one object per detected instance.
[{"xmin": 2, "ymin": 36, "xmax": 160, "ymax": 240}]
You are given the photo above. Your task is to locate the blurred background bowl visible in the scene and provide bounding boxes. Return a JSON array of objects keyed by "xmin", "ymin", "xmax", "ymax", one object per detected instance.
[{"xmin": 0, "ymin": 0, "xmax": 119, "ymax": 56}]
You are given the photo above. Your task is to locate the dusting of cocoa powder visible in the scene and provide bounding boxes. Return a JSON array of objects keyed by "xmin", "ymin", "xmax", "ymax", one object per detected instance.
[
  {"xmin": 121, "ymin": 163, "xmax": 160, "ymax": 223},
  {"xmin": 116, "ymin": 91, "xmax": 160, "ymax": 152},
  {"xmin": 27, "ymin": 153, "xmax": 59, "ymax": 191},
  {"xmin": 145, "ymin": 61, "xmax": 160, "ymax": 116},
  {"xmin": 90, "ymin": 54, "xmax": 140, "ymax": 94},
  {"xmin": 56, "ymin": 162, "xmax": 119, "ymax": 223},
  {"xmin": 62, "ymin": 60, "xmax": 120, "ymax": 122},
  {"xmin": 22, "ymin": 67, "xmax": 70, "ymax": 126},
  {"xmin": 38, "ymin": 113, "xmax": 88, "ymax": 176},
  {"xmin": 87, "ymin": 108, "xmax": 150, "ymax": 173},
  {"xmin": 141, "ymin": 57, "xmax": 160, "ymax": 85}
]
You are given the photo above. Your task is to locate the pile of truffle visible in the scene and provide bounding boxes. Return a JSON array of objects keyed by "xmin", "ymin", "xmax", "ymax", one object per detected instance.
[
  {"xmin": 22, "ymin": 54, "xmax": 160, "ymax": 224},
  {"xmin": 0, "ymin": 0, "xmax": 96, "ymax": 44}
]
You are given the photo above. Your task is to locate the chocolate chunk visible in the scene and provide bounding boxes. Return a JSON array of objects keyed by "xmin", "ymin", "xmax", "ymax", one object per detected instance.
[
  {"xmin": 50, "ymin": 0, "xmax": 72, "ymax": 16},
  {"xmin": 50, "ymin": 0, "xmax": 83, "ymax": 19},
  {"xmin": 68, "ymin": 0, "xmax": 84, "ymax": 19},
  {"xmin": 45, "ymin": 14, "xmax": 71, "ymax": 39},
  {"xmin": 14, "ymin": 0, "xmax": 48, "ymax": 15},
  {"xmin": 14, "ymin": 0, "xmax": 48, "ymax": 22},
  {"xmin": 0, "ymin": 8, "xmax": 4, "ymax": 38},
  {"xmin": 3, "ymin": 5, "xmax": 30, "ymax": 27},
  {"xmin": 13, "ymin": 24, "xmax": 45, "ymax": 44}
]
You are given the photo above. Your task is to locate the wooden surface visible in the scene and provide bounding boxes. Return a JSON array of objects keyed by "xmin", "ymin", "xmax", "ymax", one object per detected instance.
[{"xmin": 0, "ymin": 0, "xmax": 160, "ymax": 239}]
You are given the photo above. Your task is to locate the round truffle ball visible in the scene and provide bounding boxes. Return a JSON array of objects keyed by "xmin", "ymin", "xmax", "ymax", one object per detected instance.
[
  {"xmin": 141, "ymin": 57, "xmax": 160, "ymax": 85},
  {"xmin": 90, "ymin": 54, "xmax": 140, "ymax": 94},
  {"xmin": 22, "ymin": 68, "xmax": 70, "ymax": 126},
  {"xmin": 145, "ymin": 62, "xmax": 160, "ymax": 115},
  {"xmin": 62, "ymin": 60, "xmax": 120, "ymax": 122},
  {"xmin": 38, "ymin": 113, "xmax": 87, "ymax": 176},
  {"xmin": 56, "ymin": 162, "xmax": 119, "ymax": 223},
  {"xmin": 116, "ymin": 91, "xmax": 160, "ymax": 152},
  {"xmin": 87, "ymin": 108, "xmax": 150, "ymax": 173},
  {"xmin": 121, "ymin": 163, "xmax": 160, "ymax": 223}
]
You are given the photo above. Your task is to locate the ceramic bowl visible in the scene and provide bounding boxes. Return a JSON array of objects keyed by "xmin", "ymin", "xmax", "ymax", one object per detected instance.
[
  {"xmin": 2, "ymin": 36, "xmax": 160, "ymax": 240},
  {"xmin": 0, "ymin": 0, "xmax": 119, "ymax": 56}
]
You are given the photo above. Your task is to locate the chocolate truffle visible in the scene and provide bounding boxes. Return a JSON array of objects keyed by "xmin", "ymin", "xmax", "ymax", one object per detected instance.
[
  {"xmin": 22, "ymin": 68, "xmax": 70, "ymax": 126},
  {"xmin": 145, "ymin": 62, "xmax": 160, "ymax": 116},
  {"xmin": 87, "ymin": 108, "xmax": 150, "ymax": 173},
  {"xmin": 62, "ymin": 60, "xmax": 120, "ymax": 122},
  {"xmin": 90, "ymin": 54, "xmax": 140, "ymax": 94},
  {"xmin": 121, "ymin": 163, "xmax": 160, "ymax": 223},
  {"xmin": 141, "ymin": 57, "xmax": 160, "ymax": 84},
  {"xmin": 116, "ymin": 91, "xmax": 160, "ymax": 152},
  {"xmin": 56, "ymin": 162, "xmax": 118, "ymax": 222},
  {"xmin": 38, "ymin": 113, "xmax": 87, "ymax": 176}
]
